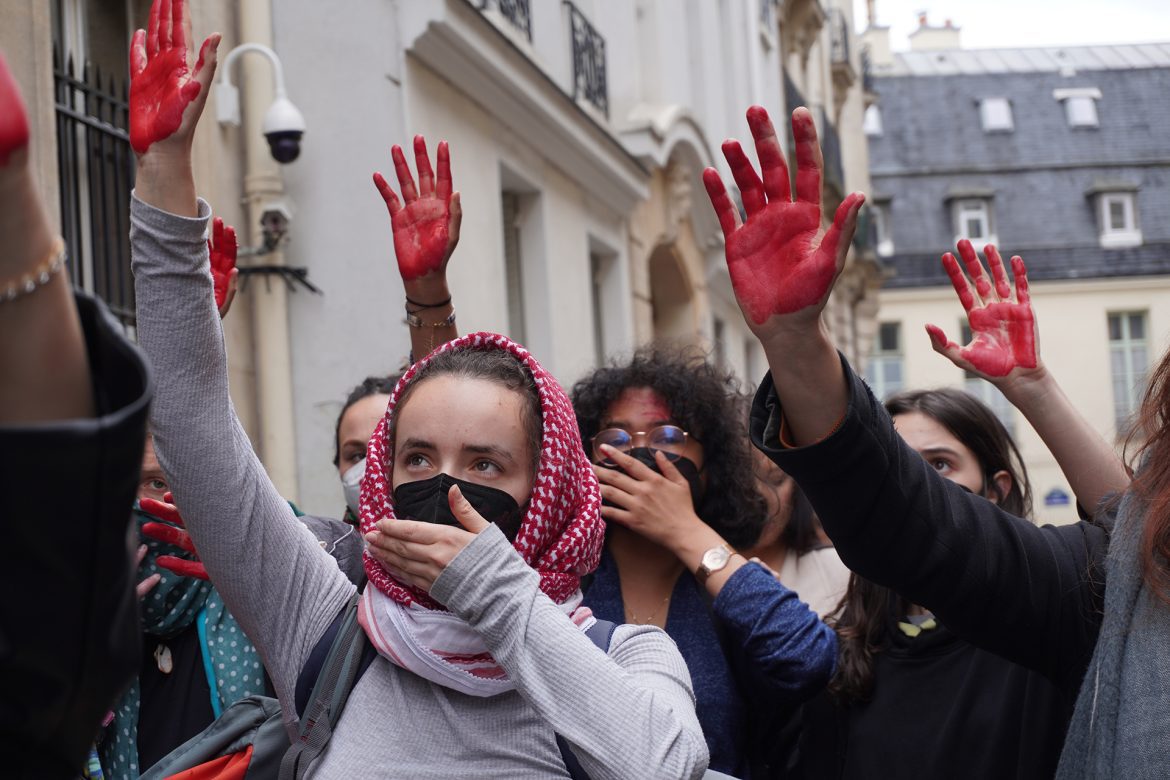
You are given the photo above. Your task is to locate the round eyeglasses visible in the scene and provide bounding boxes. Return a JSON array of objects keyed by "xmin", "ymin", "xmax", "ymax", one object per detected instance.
[{"xmin": 591, "ymin": 425, "xmax": 691, "ymax": 465}]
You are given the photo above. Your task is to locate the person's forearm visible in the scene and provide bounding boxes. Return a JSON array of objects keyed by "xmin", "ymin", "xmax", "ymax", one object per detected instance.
[
  {"xmin": 1001, "ymin": 369, "xmax": 1129, "ymax": 511},
  {"xmin": 134, "ymin": 151, "xmax": 198, "ymax": 218},
  {"xmin": 0, "ymin": 167, "xmax": 92, "ymax": 422},
  {"xmin": 434, "ymin": 529, "xmax": 708, "ymax": 780},
  {"xmin": 760, "ymin": 321, "xmax": 848, "ymax": 446},
  {"xmin": 404, "ymin": 274, "xmax": 457, "ymax": 359},
  {"xmin": 130, "ymin": 194, "xmax": 352, "ymax": 715}
]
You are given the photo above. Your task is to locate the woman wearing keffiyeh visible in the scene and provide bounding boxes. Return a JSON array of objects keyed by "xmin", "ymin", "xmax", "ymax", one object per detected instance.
[{"xmin": 127, "ymin": 2, "xmax": 707, "ymax": 773}]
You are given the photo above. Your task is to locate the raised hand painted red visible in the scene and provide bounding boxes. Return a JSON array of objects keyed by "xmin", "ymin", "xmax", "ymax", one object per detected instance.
[
  {"xmin": 372, "ymin": 136, "xmax": 461, "ymax": 282},
  {"xmin": 703, "ymin": 106, "xmax": 864, "ymax": 325},
  {"xmin": 140, "ymin": 492, "xmax": 209, "ymax": 580},
  {"xmin": 128, "ymin": 0, "xmax": 218, "ymax": 154},
  {"xmin": 0, "ymin": 52, "xmax": 29, "ymax": 166},
  {"xmin": 926, "ymin": 240, "xmax": 1037, "ymax": 378},
  {"xmin": 209, "ymin": 216, "xmax": 238, "ymax": 311}
]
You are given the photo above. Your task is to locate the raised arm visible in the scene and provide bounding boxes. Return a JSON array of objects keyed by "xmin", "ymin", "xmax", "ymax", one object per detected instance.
[
  {"xmin": 0, "ymin": 51, "xmax": 91, "ymax": 423},
  {"xmin": 128, "ymin": 0, "xmax": 351, "ymax": 716},
  {"xmin": 926, "ymin": 241, "xmax": 1129, "ymax": 511},
  {"xmin": 373, "ymin": 135, "xmax": 461, "ymax": 360},
  {"xmin": 701, "ymin": 106, "xmax": 863, "ymax": 444},
  {"xmin": 708, "ymin": 105, "xmax": 1106, "ymax": 689}
]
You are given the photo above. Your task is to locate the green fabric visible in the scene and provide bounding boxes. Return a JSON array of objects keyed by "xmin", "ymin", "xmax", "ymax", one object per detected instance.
[{"xmin": 100, "ymin": 508, "xmax": 265, "ymax": 778}]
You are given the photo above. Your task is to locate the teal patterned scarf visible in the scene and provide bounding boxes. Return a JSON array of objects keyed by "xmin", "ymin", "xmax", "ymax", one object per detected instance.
[{"xmin": 99, "ymin": 508, "xmax": 266, "ymax": 778}]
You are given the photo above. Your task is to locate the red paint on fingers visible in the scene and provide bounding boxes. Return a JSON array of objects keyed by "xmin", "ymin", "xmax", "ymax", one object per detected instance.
[
  {"xmin": 942, "ymin": 252, "xmax": 977, "ymax": 313},
  {"xmin": 208, "ymin": 216, "xmax": 238, "ymax": 309},
  {"xmin": 722, "ymin": 139, "xmax": 765, "ymax": 216},
  {"xmin": 435, "ymin": 141, "xmax": 452, "ymax": 201},
  {"xmin": 1012, "ymin": 256, "xmax": 1030, "ymax": 305},
  {"xmin": 380, "ymin": 136, "xmax": 456, "ymax": 281},
  {"xmin": 391, "ymin": 144, "xmax": 419, "ymax": 204},
  {"xmin": 129, "ymin": 1, "xmax": 211, "ymax": 154},
  {"xmin": 747, "ymin": 105, "xmax": 790, "ymax": 201},
  {"xmin": 156, "ymin": 555, "xmax": 210, "ymax": 580},
  {"xmin": 373, "ymin": 172, "xmax": 401, "ymax": 216},
  {"xmin": 0, "ymin": 52, "xmax": 30, "ymax": 166},
  {"xmin": 940, "ymin": 248, "xmax": 1038, "ymax": 378},
  {"xmin": 703, "ymin": 167, "xmax": 740, "ymax": 239},
  {"xmin": 791, "ymin": 109, "xmax": 823, "ymax": 206},
  {"xmin": 985, "ymin": 244, "xmax": 1012, "ymax": 300}
]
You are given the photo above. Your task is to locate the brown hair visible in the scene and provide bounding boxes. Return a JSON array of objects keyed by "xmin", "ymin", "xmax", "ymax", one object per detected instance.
[
  {"xmin": 394, "ymin": 347, "xmax": 543, "ymax": 473},
  {"xmin": 829, "ymin": 387, "xmax": 1031, "ymax": 702},
  {"xmin": 1125, "ymin": 347, "xmax": 1170, "ymax": 603}
]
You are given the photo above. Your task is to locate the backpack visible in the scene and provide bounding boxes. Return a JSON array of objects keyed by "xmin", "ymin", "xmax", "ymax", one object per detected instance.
[{"xmin": 141, "ymin": 594, "xmax": 618, "ymax": 779}]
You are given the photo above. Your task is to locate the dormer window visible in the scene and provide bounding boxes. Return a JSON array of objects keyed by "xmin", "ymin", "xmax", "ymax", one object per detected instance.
[
  {"xmin": 979, "ymin": 98, "xmax": 1013, "ymax": 132},
  {"xmin": 1087, "ymin": 182, "xmax": 1142, "ymax": 249},
  {"xmin": 946, "ymin": 188, "xmax": 997, "ymax": 247},
  {"xmin": 864, "ymin": 104, "xmax": 883, "ymax": 137},
  {"xmin": 1054, "ymin": 87, "xmax": 1101, "ymax": 128}
]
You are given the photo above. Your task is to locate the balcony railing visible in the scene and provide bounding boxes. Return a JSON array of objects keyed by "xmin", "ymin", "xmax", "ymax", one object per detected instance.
[
  {"xmin": 565, "ymin": 1, "xmax": 608, "ymax": 117},
  {"xmin": 861, "ymin": 45, "xmax": 876, "ymax": 93},
  {"xmin": 53, "ymin": 47, "xmax": 136, "ymax": 328},
  {"xmin": 476, "ymin": 0, "xmax": 532, "ymax": 41},
  {"xmin": 829, "ymin": 8, "xmax": 850, "ymax": 64}
]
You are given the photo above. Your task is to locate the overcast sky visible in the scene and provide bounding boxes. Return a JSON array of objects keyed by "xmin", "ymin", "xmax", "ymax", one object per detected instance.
[{"xmin": 856, "ymin": 0, "xmax": 1170, "ymax": 51}]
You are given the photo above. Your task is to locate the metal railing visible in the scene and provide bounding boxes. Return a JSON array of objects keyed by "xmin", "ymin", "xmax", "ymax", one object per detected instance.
[
  {"xmin": 477, "ymin": 0, "xmax": 532, "ymax": 41},
  {"xmin": 565, "ymin": 1, "xmax": 608, "ymax": 117},
  {"xmin": 861, "ymin": 44, "xmax": 876, "ymax": 93},
  {"xmin": 54, "ymin": 46, "xmax": 136, "ymax": 327},
  {"xmin": 830, "ymin": 8, "xmax": 850, "ymax": 64}
]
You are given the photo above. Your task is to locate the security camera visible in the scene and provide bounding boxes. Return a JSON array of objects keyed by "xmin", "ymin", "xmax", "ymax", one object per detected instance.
[
  {"xmin": 259, "ymin": 202, "xmax": 293, "ymax": 251},
  {"xmin": 262, "ymin": 96, "xmax": 306, "ymax": 164}
]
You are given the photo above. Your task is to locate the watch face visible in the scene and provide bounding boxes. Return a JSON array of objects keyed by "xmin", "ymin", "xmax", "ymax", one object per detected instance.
[{"xmin": 702, "ymin": 545, "xmax": 731, "ymax": 570}]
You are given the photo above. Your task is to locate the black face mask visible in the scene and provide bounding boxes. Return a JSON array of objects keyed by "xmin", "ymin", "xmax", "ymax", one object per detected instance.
[
  {"xmin": 392, "ymin": 473, "xmax": 524, "ymax": 542},
  {"xmin": 599, "ymin": 447, "xmax": 705, "ymax": 509}
]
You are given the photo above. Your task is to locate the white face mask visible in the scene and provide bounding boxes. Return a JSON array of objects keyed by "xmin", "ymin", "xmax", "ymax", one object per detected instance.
[{"xmin": 341, "ymin": 458, "xmax": 366, "ymax": 517}]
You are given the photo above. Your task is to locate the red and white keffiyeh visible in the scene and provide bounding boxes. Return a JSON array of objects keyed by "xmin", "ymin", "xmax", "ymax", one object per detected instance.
[{"xmin": 357, "ymin": 332, "xmax": 605, "ymax": 695}]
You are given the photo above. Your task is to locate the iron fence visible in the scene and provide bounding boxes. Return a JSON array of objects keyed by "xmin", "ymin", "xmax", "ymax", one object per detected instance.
[{"xmin": 54, "ymin": 47, "xmax": 136, "ymax": 327}]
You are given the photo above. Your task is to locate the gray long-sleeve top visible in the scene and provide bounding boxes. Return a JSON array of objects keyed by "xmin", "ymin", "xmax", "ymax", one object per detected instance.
[{"xmin": 130, "ymin": 194, "xmax": 709, "ymax": 779}]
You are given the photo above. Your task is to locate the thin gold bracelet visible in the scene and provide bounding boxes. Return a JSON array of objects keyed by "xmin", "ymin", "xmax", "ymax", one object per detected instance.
[{"xmin": 1, "ymin": 238, "xmax": 67, "ymax": 303}]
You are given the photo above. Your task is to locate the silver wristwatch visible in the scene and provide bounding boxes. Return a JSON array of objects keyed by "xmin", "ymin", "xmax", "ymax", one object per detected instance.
[{"xmin": 696, "ymin": 543, "xmax": 736, "ymax": 584}]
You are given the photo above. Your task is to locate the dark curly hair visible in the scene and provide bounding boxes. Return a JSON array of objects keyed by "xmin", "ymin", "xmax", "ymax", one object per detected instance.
[{"xmin": 570, "ymin": 345, "xmax": 768, "ymax": 548}]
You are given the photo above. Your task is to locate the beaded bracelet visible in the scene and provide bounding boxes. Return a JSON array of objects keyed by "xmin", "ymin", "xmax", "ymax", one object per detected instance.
[{"xmin": 1, "ymin": 238, "xmax": 67, "ymax": 303}]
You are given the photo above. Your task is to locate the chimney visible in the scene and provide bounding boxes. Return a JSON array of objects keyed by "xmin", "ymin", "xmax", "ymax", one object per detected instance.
[{"xmin": 909, "ymin": 12, "xmax": 962, "ymax": 51}]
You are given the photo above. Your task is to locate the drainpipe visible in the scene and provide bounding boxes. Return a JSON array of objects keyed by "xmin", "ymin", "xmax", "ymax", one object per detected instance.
[{"xmin": 237, "ymin": 0, "xmax": 299, "ymax": 502}]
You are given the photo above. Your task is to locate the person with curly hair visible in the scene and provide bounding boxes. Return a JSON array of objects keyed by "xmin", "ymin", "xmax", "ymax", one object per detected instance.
[{"xmin": 571, "ymin": 346, "xmax": 837, "ymax": 778}]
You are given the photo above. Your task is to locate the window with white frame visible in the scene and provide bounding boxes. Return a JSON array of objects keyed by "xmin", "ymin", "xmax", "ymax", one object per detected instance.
[
  {"xmin": 1109, "ymin": 312, "xmax": 1149, "ymax": 433},
  {"xmin": 1097, "ymin": 191, "xmax": 1142, "ymax": 248},
  {"xmin": 864, "ymin": 104, "xmax": 883, "ymax": 137},
  {"xmin": 1054, "ymin": 87, "xmax": 1101, "ymax": 128},
  {"xmin": 873, "ymin": 202, "xmax": 894, "ymax": 257},
  {"xmin": 501, "ymin": 192, "xmax": 528, "ymax": 343},
  {"xmin": 979, "ymin": 98, "xmax": 1013, "ymax": 132},
  {"xmin": 867, "ymin": 322, "xmax": 904, "ymax": 400},
  {"xmin": 953, "ymin": 199, "xmax": 995, "ymax": 245},
  {"xmin": 960, "ymin": 323, "xmax": 1016, "ymax": 435}
]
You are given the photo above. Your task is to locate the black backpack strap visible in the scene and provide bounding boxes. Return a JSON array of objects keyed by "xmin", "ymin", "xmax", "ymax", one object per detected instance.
[
  {"xmin": 556, "ymin": 619, "xmax": 618, "ymax": 780},
  {"xmin": 280, "ymin": 593, "xmax": 374, "ymax": 779}
]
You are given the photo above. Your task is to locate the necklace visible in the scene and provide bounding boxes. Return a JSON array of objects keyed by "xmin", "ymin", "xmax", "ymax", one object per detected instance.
[{"xmin": 626, "ymin": 593, "xmax": 672, "ymax": 626}]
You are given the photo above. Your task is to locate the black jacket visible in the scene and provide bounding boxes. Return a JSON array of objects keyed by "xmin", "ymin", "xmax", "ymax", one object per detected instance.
[
  {"xmin": 0, "ymin": 293, "xmax": 152, "ymax": 778},
  {"xmin": 748, "ymin": 359, "xmax": 1109, "ymax": 694},
  {"xmin": 797, "ymin": 605, "xmax": 1073, "ymax": 779}
]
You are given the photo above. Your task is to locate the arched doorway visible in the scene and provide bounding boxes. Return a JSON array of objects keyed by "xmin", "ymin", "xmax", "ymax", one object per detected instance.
[{"xmin": 648, "ymin": 243, "xmax": 696, "ymax": 342}]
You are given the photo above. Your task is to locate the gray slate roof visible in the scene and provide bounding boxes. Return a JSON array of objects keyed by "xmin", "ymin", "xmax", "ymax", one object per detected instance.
[
  {"xmin": 878, "ymin": 43, "xmax": 1170, "ymax": 77},
  {"xmin": 869, "ymin": 44, "xmax": 1170, "ymax": 289}
]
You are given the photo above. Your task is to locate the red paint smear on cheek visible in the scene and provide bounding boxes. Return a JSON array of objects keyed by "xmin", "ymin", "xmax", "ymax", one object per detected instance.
[{"xmin": 0, "ymin": 53, "xmax": 30, "ymax": 165}]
